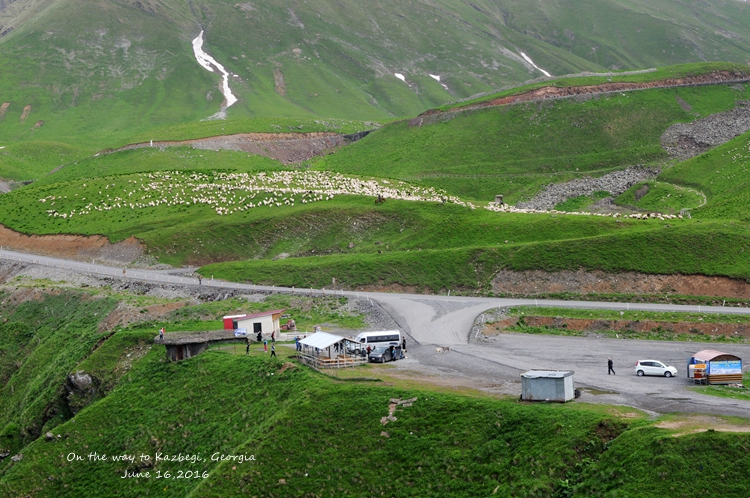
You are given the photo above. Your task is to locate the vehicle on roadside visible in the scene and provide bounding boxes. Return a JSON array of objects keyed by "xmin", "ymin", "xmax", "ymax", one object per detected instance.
[
  {"xmin": 635, "ymin": 360, "xmax": 678, "ymax": 377},
  {"xmin": 355, "ymin": 330, "xmax": 402, "ymax": 350},
  {"xmin": 368, "ymin": 345, "xmax": 401, "ymax": 363}
]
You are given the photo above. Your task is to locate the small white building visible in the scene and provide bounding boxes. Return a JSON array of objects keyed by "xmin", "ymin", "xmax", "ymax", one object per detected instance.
[{"xmin": 223, "ymin": 309, "xmax": 284, "ymax": 336}]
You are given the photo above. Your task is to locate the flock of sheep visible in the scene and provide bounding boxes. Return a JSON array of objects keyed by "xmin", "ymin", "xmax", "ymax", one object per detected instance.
[{"xmin": 38, "ymin": 169, "xmax": 684, "ymax": 221}]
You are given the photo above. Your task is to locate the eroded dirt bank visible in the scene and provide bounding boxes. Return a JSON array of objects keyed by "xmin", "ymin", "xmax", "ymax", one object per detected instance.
[
  {"xmin": 0, "ymin": 224, "xmax": 143, "ymax": 264},
  {"xmin": 493, "ymin": 269, "xmax": 750, "ymax": 299}
]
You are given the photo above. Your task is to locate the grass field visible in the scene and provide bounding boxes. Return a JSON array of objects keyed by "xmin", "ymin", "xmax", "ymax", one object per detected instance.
[{"xmin": 660, "ymin": 130, "xmax": 750, "ymax": 221}]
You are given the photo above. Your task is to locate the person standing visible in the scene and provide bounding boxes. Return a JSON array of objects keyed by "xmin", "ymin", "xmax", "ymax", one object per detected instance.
[
  {"xmin": 263, "ymin": 339, "xmax": 268, "ymax": 353},
  {"xmin": 245, "ymin": 340, "xmax": 250, "ymax": 355},
  {"xmin": 402, "ymin": 338, "xmax": 407, "ymax": 353},
  {"xmin": 271, "ymin": 331, "xmax": 275, "ymax": 344},
  {"xmin": 608, "ymin": 357, "xmax": 615, "ymax": 375},
  {"xmin": 159, "ymin": 327, "xmax": 164, "ymax": 342},
  {"xmin": 198, "ymin": 275, "xmax": 202, "ymax": 285},
  {"xmin": 270, "ymin": 344, "xmax": 277, "ymax": 357}
]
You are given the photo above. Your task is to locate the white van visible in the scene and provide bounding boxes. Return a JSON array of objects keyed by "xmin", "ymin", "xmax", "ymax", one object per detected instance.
[{"xmin": 354, "ymin": 330, "xmax": 402, "ymax": 349}]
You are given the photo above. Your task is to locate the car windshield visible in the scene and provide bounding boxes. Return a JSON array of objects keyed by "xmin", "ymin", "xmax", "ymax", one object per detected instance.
[{"xmin": 371, "ymin": 347, "xmax": 387, "ymax": 353}]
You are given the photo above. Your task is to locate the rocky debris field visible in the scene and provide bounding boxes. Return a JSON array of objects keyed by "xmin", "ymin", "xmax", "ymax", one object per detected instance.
[
  {"xmin": 516, "ymin": 165, "xmax": 659, "ymax": 211},
  {"xmin": 661, "ymin": 100, "xmax": 750, "ymax": 159}
]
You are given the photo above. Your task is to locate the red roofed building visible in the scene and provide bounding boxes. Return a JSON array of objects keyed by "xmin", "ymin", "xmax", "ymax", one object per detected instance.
[{"xmin": 223, "ymin": 309, "xmax": 285, "ymax": 336}]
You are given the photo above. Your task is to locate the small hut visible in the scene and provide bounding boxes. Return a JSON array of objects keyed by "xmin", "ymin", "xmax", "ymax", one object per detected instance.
[
  {"xmin": 688, "ymin": 350, "xmax": 743, "ymax": 384},
  {"xmin": 520, "ymin": 370, "xmax": 575, "ymax": 402},
  {"xmin": 222, "ymin": 309, "xmax": 285, "ymax": 336}
]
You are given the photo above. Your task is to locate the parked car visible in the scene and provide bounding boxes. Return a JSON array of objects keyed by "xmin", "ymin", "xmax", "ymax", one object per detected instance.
[
  {"xmin": 368, "ymin": 345, "xmax": 401, "ymax": 363},
  {"xmin": 635, "ymin": 360, "xmax": 677, "ymax": 377}
]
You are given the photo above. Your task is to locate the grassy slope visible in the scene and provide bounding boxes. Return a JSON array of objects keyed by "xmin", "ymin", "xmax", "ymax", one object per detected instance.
[
  {"xmin": 0, "ymin": 292, "xmax": 118, "ymax": 467},
  {"xmin": 201, "ymin": 220, "xmax": 750, "ymax": 291},
  {"xmin": 2, "ymin": 294, "xmax": 750, "ymax": 497},
  {"xmin": 0, "ymin": 0, "xmax": 606, "ymax": 178},
  {"xmin": 615, "ymin": 181, "xmax": 704, "ymax": 214},
  {"xmin": 660, "ymin": 130, "xmax": 750, "ymax": 221},
  {"xmin": 317, "ymin": 82, "xmax": 750, "ymax": 202}
]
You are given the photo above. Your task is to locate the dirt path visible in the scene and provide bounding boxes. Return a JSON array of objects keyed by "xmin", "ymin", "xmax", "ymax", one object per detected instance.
[
  {"xmin": 413, "ymin": 70, "xmax": 750, "ymax": 125},
  {"xmin": 114, "ymin": 131, "xmax": 364, "ymax": 164}
]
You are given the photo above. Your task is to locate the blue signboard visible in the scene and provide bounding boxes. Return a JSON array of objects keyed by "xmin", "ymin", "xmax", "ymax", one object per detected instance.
[
  {"xmin": 234, "ymin": 328, "xmax": 248, "ymax": 337},
  {"xmin": 708, "ymin": 360, "xmax": 742, "ymax": 375}
]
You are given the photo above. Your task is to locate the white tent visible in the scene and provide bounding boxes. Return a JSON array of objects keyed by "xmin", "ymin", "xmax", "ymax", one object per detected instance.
[{"xmin": 299, "ymin": 332, "xmax": 345, "ymax": 350}]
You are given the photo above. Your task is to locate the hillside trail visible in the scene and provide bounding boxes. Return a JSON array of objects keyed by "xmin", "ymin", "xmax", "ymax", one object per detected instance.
[{"xmin": 415, "ymin": 70, "xmax": 750, "ymax": 122}]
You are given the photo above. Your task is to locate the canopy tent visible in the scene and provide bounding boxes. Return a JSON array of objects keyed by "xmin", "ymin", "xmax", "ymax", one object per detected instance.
[
  {"xmin": 299, "ymin": 332, "xmax": 345, "ymax": 350},
  {"xmin": 296, "ymin": 332, "xmax": 367, "ymax": 369}
]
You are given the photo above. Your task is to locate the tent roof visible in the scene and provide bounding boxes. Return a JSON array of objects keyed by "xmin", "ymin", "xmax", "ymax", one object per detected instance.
[
  {"xmin": 299, "ymin": 332, "xmax": 346, "ymax": 350},
  {"xmin": 693, "ymin": 349, "xmax": 740, "ymax": 362}
]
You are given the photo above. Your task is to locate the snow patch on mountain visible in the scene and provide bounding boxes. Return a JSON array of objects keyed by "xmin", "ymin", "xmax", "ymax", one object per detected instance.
[
  {"xmin": 519, "ymin": 51, "xmax": 551, "ymax": 78},
  {"xmin": 192, "ymin": 30, "xmax": 238, "ymax": 116}
]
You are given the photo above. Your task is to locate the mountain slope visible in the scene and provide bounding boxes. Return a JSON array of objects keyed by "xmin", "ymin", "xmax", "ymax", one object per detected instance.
[{"xmin": 2, "ymin": 0, "xmax": 750, "ymax": 156}]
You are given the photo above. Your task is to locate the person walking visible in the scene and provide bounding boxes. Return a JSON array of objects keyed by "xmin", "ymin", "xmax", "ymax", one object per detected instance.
[
  {"xmin": 263, "ymin": 339, "xmax": 268, "ymax": 353},
  {"xmin": 271, "ymin": 331, "xmax": 275, "ymax": 344},
  {"xmin": 608, "ymin": 357, "xmax": 615, "ymax": 375},
  {"xmin": 271, "ymin": 344, "xmax": 277, "ymax": 357},
  {"xmin": 198, "ymin": 275, "xmax": 202, "ymax": 285},
  {"xmin": 159, "ymin": 327, "xmax": 164, "ymax": 342},
  {"xmin": 245, "ymin": 340, "xmax": 250, "ymax": 355}
]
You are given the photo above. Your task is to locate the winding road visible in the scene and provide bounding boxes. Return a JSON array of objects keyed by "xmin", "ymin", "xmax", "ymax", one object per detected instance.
[
  {"xmin": 3, "ymin": 247, "xmax": 750, "ymax": 417},
  {"xmin": 1, "ymin": 248, "xmax": 749, "ymax": 346}
]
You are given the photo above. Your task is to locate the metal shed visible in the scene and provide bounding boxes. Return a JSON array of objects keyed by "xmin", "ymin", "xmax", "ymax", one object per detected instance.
[{"xmin": 521, "ymin": 370, "xmax": 575, "ymax": 402}]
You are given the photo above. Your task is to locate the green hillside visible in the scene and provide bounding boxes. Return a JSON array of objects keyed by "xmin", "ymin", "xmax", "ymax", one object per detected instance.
[
  {"xmin": 659, "ymin": 130, "xmax": 750, "ymax": 221},
  {"xmin": 317, "ymin": 79, "xmax": 750, "ymax": 202},
  {"xmin": 2, "ymin": 0, "xmax": 750, "ymax": 174},
  {"xmin": 2, "ymin": 289, "xmax": 750, "ymax": 497}
]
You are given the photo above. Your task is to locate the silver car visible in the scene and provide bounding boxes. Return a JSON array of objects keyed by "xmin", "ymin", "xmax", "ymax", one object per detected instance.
[{"xmin": 635, "ymin": 360, "xmax": 677, "ymax": 377}]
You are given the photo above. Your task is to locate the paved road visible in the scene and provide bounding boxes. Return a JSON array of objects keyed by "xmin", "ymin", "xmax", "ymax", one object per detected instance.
[{"xmin": 2, "ymin": 248, "xmax": 750, "ymax": 347}]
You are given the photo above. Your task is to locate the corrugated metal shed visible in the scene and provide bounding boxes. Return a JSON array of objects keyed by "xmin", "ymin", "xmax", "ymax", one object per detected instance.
[
  {"xmin": 521, "ymin": 370, "xmax": 575, "ymax": 402},
  {"xmin": 521, "ymin": 370, "xmax": 574, "ymax": 379}
]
